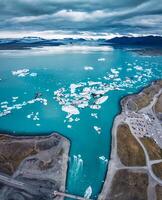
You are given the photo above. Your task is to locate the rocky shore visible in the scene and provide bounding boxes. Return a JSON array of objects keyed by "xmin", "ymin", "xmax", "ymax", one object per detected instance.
[
  {"xmin": 0, "ymin": 132, "xmax": 70, "ymax": 200},
  {"xmin": 99, "ymin": 80, "xmax": 162, "ymax": 200}
]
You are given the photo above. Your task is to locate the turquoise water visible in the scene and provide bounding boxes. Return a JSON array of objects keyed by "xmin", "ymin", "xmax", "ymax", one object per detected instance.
[{"xmin": 0, "ymin": 46, "xmax": 162, "ymax": 199}]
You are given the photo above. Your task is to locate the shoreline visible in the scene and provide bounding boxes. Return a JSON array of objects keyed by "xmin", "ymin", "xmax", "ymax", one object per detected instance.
[
  {"xmin": 99, "ymin": 80, "xmax": 162, "ymax": 200},
  {"xmin": 0, "ymin": 132, "xmax": 70, "ymax": 200}
]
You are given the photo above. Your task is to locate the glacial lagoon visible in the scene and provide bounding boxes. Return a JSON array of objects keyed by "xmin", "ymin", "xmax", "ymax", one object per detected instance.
[{"xmin": 0, "ymin": 46, "xmax": 162, "ymax": 199}]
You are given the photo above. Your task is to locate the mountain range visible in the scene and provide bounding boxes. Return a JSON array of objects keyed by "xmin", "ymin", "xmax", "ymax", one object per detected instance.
[{"xmin": 0, "ymin": 35, "xmax": 162, "ymax": 50}]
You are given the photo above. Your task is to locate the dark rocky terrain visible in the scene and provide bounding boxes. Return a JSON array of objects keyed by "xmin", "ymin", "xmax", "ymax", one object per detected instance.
[
  {"xmin": 99, "ymin": 80, "xmax": 162, "ymax": 200},
  {"xmin": 0, "ymin": 133, "xmax": 70, "ymax": 200}
]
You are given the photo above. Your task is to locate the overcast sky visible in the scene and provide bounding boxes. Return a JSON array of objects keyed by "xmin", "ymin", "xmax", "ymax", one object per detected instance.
[{"xmin": 0, "ymin": 0, "xmax": 162, "ymax": 38}]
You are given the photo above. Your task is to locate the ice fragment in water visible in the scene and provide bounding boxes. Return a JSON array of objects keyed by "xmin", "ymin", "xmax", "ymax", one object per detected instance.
[
  {"xmin": 12, "ymin": 69, "xmax": 30, "ymax": 77},
  {"xmin": 84, "ymin": 186, "xmax": 92, "ymax": 199},
  {"xmin": 90, "ymin": 105, "xmax": 101, "ymax": 110},
  {"xmin": 94, "ymin": 126, "xmax": 101, "ymax": 134},
  {"xmin": 95, "ymin": 96, "xmax": 108, "ymax": 105},
  {"xmin": 62, "ymin": 105, "xmax": 80, "ymax": 115},
  {"xmin": 99, "ymin": 156, "xmax": 108, "ymax": 162},
  {"xmin": 84, "ymin": 66, "xmax": 94, "ymax": 71},
  {"xmin": 98, "ymin": 58, "xmax": 105, "ymax": 62}
]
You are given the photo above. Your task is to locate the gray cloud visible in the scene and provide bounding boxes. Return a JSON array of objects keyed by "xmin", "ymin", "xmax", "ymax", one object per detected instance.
[{"xmin": 0, "ymin": 0, "xmax": 162, "ymax": 35}]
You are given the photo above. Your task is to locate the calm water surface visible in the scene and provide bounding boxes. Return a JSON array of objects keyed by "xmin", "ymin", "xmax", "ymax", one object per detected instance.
[{"xmin": 0, "ymin": 46, "xmax": 162, "ymax": 199}]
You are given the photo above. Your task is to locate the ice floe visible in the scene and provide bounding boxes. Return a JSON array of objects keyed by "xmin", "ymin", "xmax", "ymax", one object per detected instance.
[
  {"xmin": 111, "ymin": 68, "xmax": 119, "ymax": 74},
  {"xmin": 12, "ymin": 69, "xmax": 30, "ymax": 77},
  {"xmin": 99, "ymin": 156, "xmax": 108, "ymax": 163},
  {"xmin": 0, "ymin": 97, "xmax": 47, "ymax": 117},
  {"xmin": 30, "ymin": 72, "xmax": 37, "ymax": 77},
  {"xmin": 12, "ymin": 68, "xmax": 37, "ymax": 77},
  {"xmin": 98, "ymin": 58, "xmax": 106, "ymax": 62},
  {"xmin": 90, "ymin": 105, "xmax": 101, "ymax": 110},
  {"xmin": 62, "ymin": 105, "xmax": 80, "ymax": 115},
  {"xmin": 27, "ymin": 112, "xmax": 40, "ymax": 121},
  {"xmin": 95, "ymin": 96, "xmax": 108, "ymax": 105},
  {"xmin": 94, "ymin": 126, "xmax": 101, "ymax": 134},
  {"xmin": 84, "ymin": 186, "xmax": 92, "ymax": 199},
  {"xmin": 134, "ymin": 65, "xmax": 143, "ymax": 71},
  {"xmin": 91, "ymin": 113, "xmax": 98, "ymax": 119},
  {"xmin": 67, "ymin": 125, "xmax": 72, "ymax": 129},
  {"xmin": 84, "ymin": 66, "xmax": 94, "ymax": 71}
]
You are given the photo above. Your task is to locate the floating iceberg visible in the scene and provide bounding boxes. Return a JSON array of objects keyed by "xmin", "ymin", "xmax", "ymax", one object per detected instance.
[
  {"xmin": 90, "ymin": 105, "xmax": 101, "ymax": 110},
  {"xmin": 12, "ymin": 69, "xmax": 30, "ymax": 77},
  {"xmin": 111, "ymin": 68, "xmax": 119, "ymax": 74},
  {"xmin": 95, "ymin": 96, "xmax": 108, "ymax": 105},
  {"xmin": 88, "ymin": 81, "xmax": 101, "ymax": 86},
  {"xmin": 12, "ymin": 68, "xmax": 37, "ymax": 77},
  {"xmin": 84, "ymin": 186, "xmax": 92, "ymax": 199},
  {"xmin": 94, "ymin": 126, "xmax": 101, "ymax": 134},
  {"xmin": 134, "ymin": 65, "xmax": 143, "ymax": 71},
  {"xmin": 30, "ymin": 72, "xmax": 37, "ymax": 77},
  {"xmin": 62, "ymin": 105, "xmax": 80, "ymax": 115},
  {"xmin": 84, "ymin": 66, "xmax": 94, "ymax": 71},
  {"xmin": 91, "ymin": 113, "xmax": 98, "ymax": 119},
  {"xmin": 99, "ymin": 156, "xmax": 108, "ymax": 163},
  {"xmin": 70, "ymin": 83, "xmax": 85, "ymax": 93},
  {"xmin": 67, "ymin": 125, "xmax": 72, "ymax": 129},
  {"xmin": 98, "ymin": 58, "xmax": 106, "ymax": 62},
  {"xmin": 0, "ymin": 97, "xmax": 47, "ymax": 118}
]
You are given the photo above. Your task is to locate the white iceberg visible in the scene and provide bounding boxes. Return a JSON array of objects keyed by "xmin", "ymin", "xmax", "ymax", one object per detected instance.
[
  {"xmin": 62, "ymin": 105, "xmax": 80, "ymax": 115},
  {"xmin": 98, "ymin": 58, "xmax": 106, "ymax": 62},
  {"xmin": 70, "ymin": 83, "xmax": 85, "ymax": 93},
  {"xmin": 91, "ymin": 113, "xmax": 98, "ymax": 119},
  {"xmin": 12, "ymin": 69, "xmax": 29, "ymax": 77},
  {"xmin": 99, "ymin": 156, "xmax": 108, "ymax": 163},
  {"xmin": 95, "ymin": 96, "xmax": 108, "ymax": 105},
  {"xmin": 134, "ymin": 65, "xmax": 143, "ymax": 71},
  {"xmin": 90, "ymin": 105, "xmax": 101, "ymax": 110},
  {"xmin": 84, "ymin": 186, "xmax": 92, "ymax": 199},
  {"xmin": 111, "ymin": 68, "xmax": 119, "ymax": 74},
  {"xmin": 94, "ymin": 126, "xmax": 101, "ymax": 134},
  {"xmin": 67, "ymin": 125, "xmax": 72, "ymax": 129},
  {"xmin": 84, "ymin": 66, "xmax": 94, "ymax": 71},
  {"xmin": 30, "ymin": 72, "xmax": 37, "ymax": 77},
  {"xmin": 88, "ymin": 81, "xmax": 101, "ymax": 86}
]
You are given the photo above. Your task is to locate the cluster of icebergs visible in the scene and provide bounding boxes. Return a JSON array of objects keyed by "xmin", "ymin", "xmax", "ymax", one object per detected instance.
[
  {"xmin": 27, "ymin": 111, "xmax": 40, "ymax": 126},
  {"xmin": 53, "ymin": 80, "xmax": 113, "ymax": 131},
  {"xmin": 0, "ymin": 97, "xmax": 47, "ymax": 118},
  {"xmin": 53, "ymin": 80, "xmax": 118, "ymax": 133},
  {"xmin": 12, "ymin": 68, "xmax": 37, "ymax": 77}
]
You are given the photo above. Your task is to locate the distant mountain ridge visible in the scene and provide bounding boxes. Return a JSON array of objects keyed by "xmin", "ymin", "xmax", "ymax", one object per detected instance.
[
  {"xmin": 106, "ymin": 36, "xmax": 162, "ymax": 46},
  {"xmin": 0, "ymin": 35, "xmax": 162, "ymax": 49}
]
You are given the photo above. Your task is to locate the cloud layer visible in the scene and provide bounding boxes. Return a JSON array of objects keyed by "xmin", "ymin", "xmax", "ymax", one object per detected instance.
[{"xmin": 0, "ymin": 0, "xmax": 162, "ymax": 36}]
